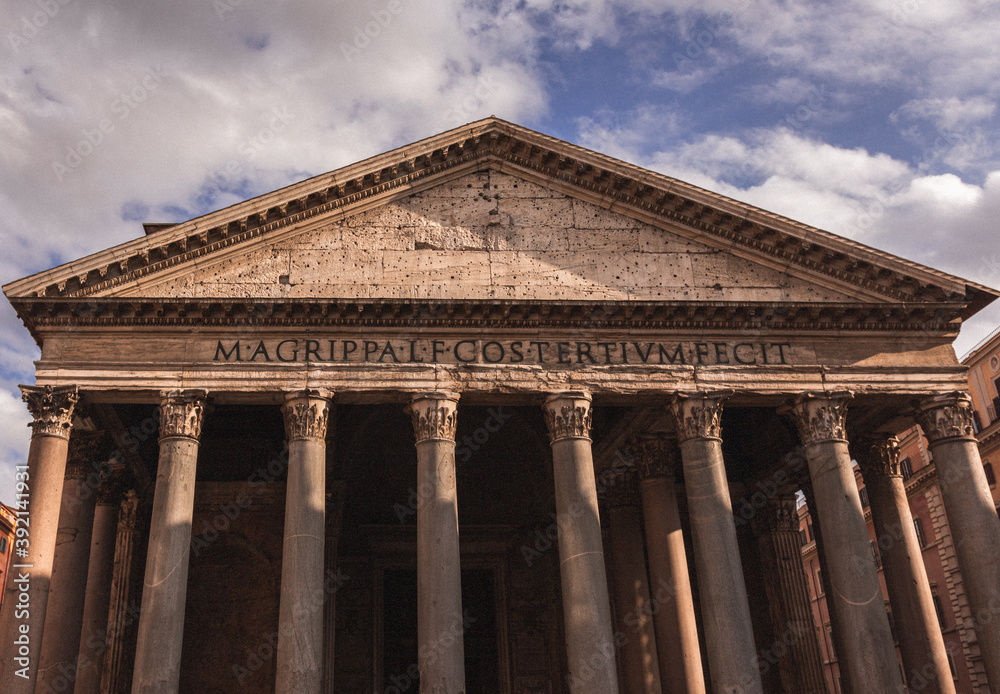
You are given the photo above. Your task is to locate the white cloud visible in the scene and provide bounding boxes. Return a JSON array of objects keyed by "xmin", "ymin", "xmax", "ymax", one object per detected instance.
[{"xmin": 0, "ymin": 387, "xmax": 31, "ymax": 507}]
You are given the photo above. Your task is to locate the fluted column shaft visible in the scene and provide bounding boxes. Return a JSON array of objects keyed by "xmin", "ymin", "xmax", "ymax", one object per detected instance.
[
  {"xmin": 668, "ymin": 391, "xmax": 761, "ymax": 694},
  {"xmin": 632, "ymin": 437, "xmax": 705, "ymax": 694},
  {"xmin": 409, "ymin": 392, "xmax": 466, "ymax": 694},
  {"xmin": 99, "ymin": 490, "xmax": 140, "ymax": 694},
  {"xmin": 0, "ymin": 385, "xmax": 79, "ymax": 692},
  {"xmin": 39, "ymin": 431, "xmax": 107, "ymax": 692},
  {"xmin": 131, "ymin": 390, "xmax": 206, "ymax": 694},
  {"xmin": 605, "ymin": 465, "xmax": 662, "ymax": 694},
  {"xmin": 543, "ymin": 392, "xmax": 619, "ymax": 694},
  {"xmin": 276, "ymin": 389, "xmax": 332, "ymax": 694},
  {"xmin": 855, "ymin": 435, "xmax": 954, "ymax": 694},
  {"xmin": 751, "ymin": 496, "xmax": 827, "ymax": 693},
  {"xmin": 782, "ymin": 392, "xmax": 902, "ymax": 693},
  {"xmin": 916, "ymin": 393, "xmax": 1000, "ymax": 689},
  {"xmin": 74, "ymin": 471, "xmax": 125, "ymax": 694}
]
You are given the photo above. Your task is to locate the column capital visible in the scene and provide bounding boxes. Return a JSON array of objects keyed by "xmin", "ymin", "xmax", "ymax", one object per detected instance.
[
  {"xmin": 780, "ymin": 391, "xmax": 853, "ymax": 445},
  {"xmin": 542, "ymin": 391, "xmax": 593, "ymax": 443},
  {"xmin": 21, "ymin": 384, "xmax": 79, "ymax": 439},
  {"xmin": 281, "ymin": 389, "xmax": 333, "ymax": 441},
  {"xmin": 853, "ymin": 435, "xmax": 904, "ymax": 479},
  {"xmin": 118, "ymin": 489, "xmax": 140, "ymax": 529},
  {"xmin": 667, "ymin": 390, "xmax": 732, "ymax": 443},
  {"xmin": 750, "ymin": 495, "xmax": 800, "ymax": 535},
  {"xmin": 408, "ymin": 391, "xmax": 460, "ymax": 443},
  {"xmin": 66, "ymin": 430, "xmax": 108, "ymax": 480},
  {"xmin": 915, "ymin": 392, "xmax": 977, "ymax": 444},
  {"xmin": 158, "ymin": 390, "xmax": 207, "ymax": 441},
  {"xmin": 627, "ymin": 435, "xmax": 680, "ymax": 480},
  {"xmin": 604, "ymin": 464, "xmax": 641, "ymax": 508},
  {"xmin": 96, "ymin": 464, "xmax": 131, "ymax": 506}
]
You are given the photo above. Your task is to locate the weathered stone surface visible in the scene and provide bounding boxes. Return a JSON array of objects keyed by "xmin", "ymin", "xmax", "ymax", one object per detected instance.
[{"xmin": 118, "ymin": 170, "xmax": 858, "ymax": 303}]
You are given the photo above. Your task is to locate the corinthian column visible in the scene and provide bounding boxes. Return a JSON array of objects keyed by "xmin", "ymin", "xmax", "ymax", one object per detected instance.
[
  {"xmin": 667, "ymin": 391, "xmax": 761, "ymax": 694},
  {"xmin": 854, "ymin": 435, "xmax": 954, "ymax": 694},
  {"xmin": 275, "ymin": 389, "xmax": 332, "ymax": 694},
  {"xmin": 604, "ymin": 464, "xmax": 662, "ymax": 694},
  {"xmin": 100, "ymin": 490, "xmax": 140, "ymax": 694},
  {"xmin": 408, "ymin": 392, "xmax": 466, "ymax": 694},
  {"xmin": 915, "ymin": 393, "xmax": 1000, "ymax": 689},
  {"xmin": 750, "ymin": 496, "xmax": 826, "ymax": 693},
  {"xmin": 630, "ymin": 437, "xmax": 704, "ymax": 694},
  {"xmin": 542, "ymin": 392, "xmax": 619, "ymax": 693},
  {"xmin": 38, "ymin": 430, "xmax": 107, "ymax": 692},
  {"xmin": 74, "ymin": 467, "xmax": 127, "ymax": 694},
  {"xmin": 131, "ymin": 390, "xmax": 206, "ymax": 694},
  {"xmin": 781, "ymin": 392, "xmax": 902, "ymax": 693},
  {"xmin": 0, "ymin": 385, "xmax": 78, "ymax": 692}
]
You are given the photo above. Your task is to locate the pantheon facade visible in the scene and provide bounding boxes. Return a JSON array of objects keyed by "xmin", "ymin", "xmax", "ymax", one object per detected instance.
[{"xmin": 3, "ymin": 118, "xmax": 1000, "ymax": 694}]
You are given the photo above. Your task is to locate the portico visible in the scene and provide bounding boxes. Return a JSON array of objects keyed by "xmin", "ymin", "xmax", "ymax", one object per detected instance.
[{"xmin": 3, "ymin": 117, "xmax": 999, "ymax": 693}]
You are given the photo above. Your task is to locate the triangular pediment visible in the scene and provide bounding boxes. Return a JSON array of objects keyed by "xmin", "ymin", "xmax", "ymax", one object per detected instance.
[
  {"xmin": 5, "ymin": 117, "xmax": 997, "ymax": 335},
  {"xmin": 104, "ymin": 169, "xmax": 858, "ymax": 304}
]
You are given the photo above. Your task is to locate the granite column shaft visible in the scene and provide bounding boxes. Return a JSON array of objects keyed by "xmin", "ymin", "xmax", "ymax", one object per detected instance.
[
  {"xmin": 130, "ymin": 390, "xmax": 206, "ymax": 694},
  {"xmin": 409, "ymin": 392, "xmax": 466, "ymax": 694},
  {"xmin": 668, "ymin": 391, "xmax": 762, "ymax": 694},
  {"xmin": 276, "ymin": 389, "xmax": 332, "ymax": 694},
  {"xmin": 543, "ymin": 392, "xmax": 619, "ymax": 694}
]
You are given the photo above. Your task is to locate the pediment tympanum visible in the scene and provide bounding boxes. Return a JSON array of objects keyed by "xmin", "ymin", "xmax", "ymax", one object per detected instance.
[{"xmin": 110, "ymin": 170, "xmax": 856, "ymax": 304}]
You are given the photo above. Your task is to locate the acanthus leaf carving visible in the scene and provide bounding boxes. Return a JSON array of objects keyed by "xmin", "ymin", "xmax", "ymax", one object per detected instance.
[
  {"xmin": 542, "ymin": 392, "xmax": 592, "ymax": 443},
  {"xmin": 158, "ymin": 390, "xmax": 207, "ymax": 440},
  {"xmin": 781, "ymin": 391, "xmax": 852, "ymax": 445},
  {"xmin": 282, "ymin": 391, "xmax": 332, "ymax": 441},
  {"xmin": 751, "ymin": 496, "xmax": 800, "ymax": 535},
  {"xmin": 667, "ymin": 391, "xmax": 731, "ymax": 443},
  {"xmin": 915, "ymin": 392, "xmax": 976, "ymax": 443},
  {"xmin": 21, "ymin": 385, "xmax": 79, "ymax": 439},
  {"xmin": 408, "ymin": 392, "xmax": 460, "ymax": 443},
  {"xmin": 626, "ymin": 436, "xmax": 679, "ymax": 480},
  {"xmin": 853, "ymin": 435, "xmax": 903, "ymax": 479},
  {"xmin": 603, "ymin": 464, "xmax": 641, "ymax": 508}
]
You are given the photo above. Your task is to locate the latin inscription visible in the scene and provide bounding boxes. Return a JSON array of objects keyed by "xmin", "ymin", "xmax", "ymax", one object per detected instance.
[{"xmin": 212, "ymin": 338, "xmax": 794, "ymax": 366}]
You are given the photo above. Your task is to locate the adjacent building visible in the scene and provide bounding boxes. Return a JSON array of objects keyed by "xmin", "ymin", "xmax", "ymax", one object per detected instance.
[
  {"xmin": 3, "ymin": 118, "xmax": 1000, "ymax": 694},
  {"xmin": 0, "ymin": 503, "xmax": 14, "ymax": 613}
]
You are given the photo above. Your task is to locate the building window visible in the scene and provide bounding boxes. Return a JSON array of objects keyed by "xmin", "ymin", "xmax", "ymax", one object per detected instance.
[
  {"xmin": 807, "ymin": 520, "xmax": 814, "ymax": 542},
  {"xmin": 816, "ymin": 568, "xmax": 824, "ymax": 596},
  {"xmin": 871, "ymin": 540, "xmax": 881, "ymax": 568},
  {"xmin": 825, "ymin": 623, "xmax": 836, "ymax": 659},
  {"xmin": 974, "ymin": 410, "xmax": 984, "ymax": 433},
  {"xmin": 914, "ymin": 517, "xmax": 928, "ymax": 548},
  {"xmin": 985, "ymin": 462, "xmax": 996, "ymax": 487},
  {"xmin": 860, "ymin": 487, "xmax": 870, "ymax": 508},
  {"xmin": 799, "ymin": 529, "xmax": 808, "ymax": 546},
  {"xmin": 947, "ymin": 650, "xmax": 958, "ymax": 679},
  {"xmin": 933, "ymin": 593, "xmax": 947, "ymax": 630},
  {"xmin": 0, "ymin": 536, "xmax": 7, "ymax": 554},
  {"xmin": 900, "ymin": 457, "xmax": 913, "ymax": 480}
]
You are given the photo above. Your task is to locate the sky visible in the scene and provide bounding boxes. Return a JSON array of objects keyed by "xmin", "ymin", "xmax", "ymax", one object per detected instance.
[{"xmin": 2, "ymin": 0, "xmax": 1000, "ymax": 503}]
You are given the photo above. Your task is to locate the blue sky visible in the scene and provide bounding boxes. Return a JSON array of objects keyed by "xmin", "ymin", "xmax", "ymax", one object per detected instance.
[{"xmin": 2, "ymin": 0, "xmax": 1000, "ymax": 503}]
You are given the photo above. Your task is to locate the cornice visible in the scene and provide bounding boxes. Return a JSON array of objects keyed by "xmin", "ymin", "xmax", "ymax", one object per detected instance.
[
  {"xmin": 7, "ymin": 297, "xmax": 966, "ymax": 337},
  {"xmin": 5, "ymin": 118, "xmax": 993, "ymax": 321}
]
